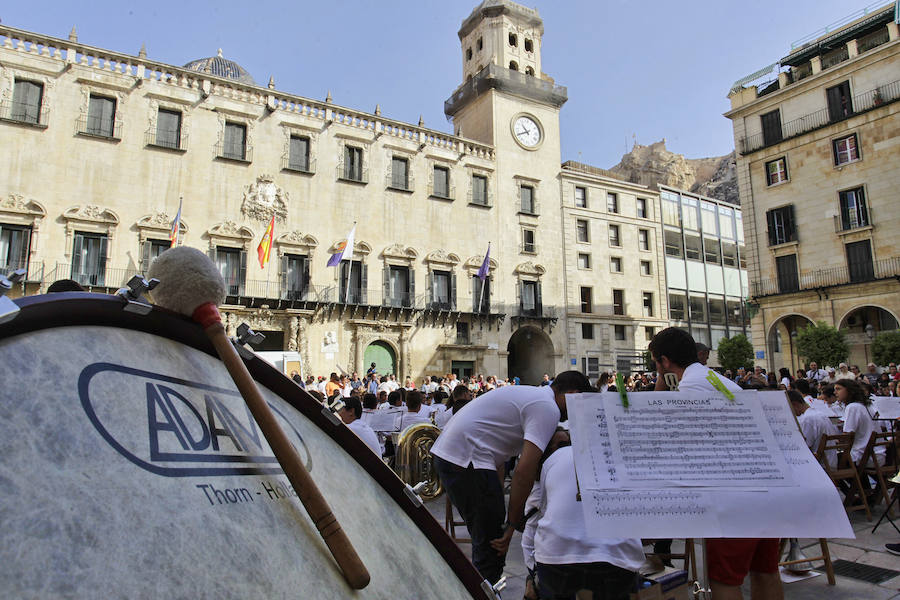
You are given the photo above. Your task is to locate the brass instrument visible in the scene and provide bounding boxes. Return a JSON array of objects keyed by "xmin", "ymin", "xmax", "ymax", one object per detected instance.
[{"xmin": 394, "ymin": 422, "xmax": 443, "ymax": 500}]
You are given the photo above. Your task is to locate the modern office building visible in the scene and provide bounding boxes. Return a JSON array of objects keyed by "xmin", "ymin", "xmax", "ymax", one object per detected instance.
[{"xmin": 726, "ymin": 4, "xmax": 900, "ymax": 371}]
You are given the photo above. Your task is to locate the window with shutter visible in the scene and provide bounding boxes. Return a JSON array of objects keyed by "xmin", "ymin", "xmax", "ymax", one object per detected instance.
[
  {"xmin": 846, "ymin": 240, "xmax": 874, "ymax": 283},
  {"xmin": 288, "ymin": 136, "xmax": 310, "ymax": 171},
  {"xmin": 826, "ymin": 81, "xmax": 853, "ymax": 122},
  {"xmin": 87, "ymin": 95, "xmax": 117, "ymax": 137},
  {"xmin": 839, "ymin": 187, "xmax": 869, "ymax": 230},
  {"xmin": 223, "ymin": 123, "xmax": 247, "ymax": 160},
  {"xmin": 760, "ymin": 110, "xmax": 782, "ymax": 146},
  {"xmin": 156, "ymin": 109, "xmax": 182, "ymax": 149},
  {"xmin": 12, "ymin": 80, "xmax": 43, "ymax": 124},
  {"xmin": 775, "ymin": 254, "xmax": 799, "ymax": 293},
  {"xmin": 0, "ymin": 225, "xmax": 31, "ymax": 271},
  {"xmin": 432, "ymin": 166, "xmax": 450, "ymax": 198},
  {"xmin": 71, "ymin": 232, "xmax": 107, "ymax": 286}
]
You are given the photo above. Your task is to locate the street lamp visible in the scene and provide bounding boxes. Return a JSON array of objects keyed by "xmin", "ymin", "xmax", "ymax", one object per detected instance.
[{"xmin": 864, "ymin": 323, "xmax": 875, "ymax": 363}]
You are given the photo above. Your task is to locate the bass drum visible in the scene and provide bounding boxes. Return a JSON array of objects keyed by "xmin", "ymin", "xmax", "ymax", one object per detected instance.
[
  {"xmin": 394, "ymin": 422, "xmax": 443, "ymax": 500},
  {"xmin": 0, "ymin": 294, "xmax": 488, "ymax": 599}
]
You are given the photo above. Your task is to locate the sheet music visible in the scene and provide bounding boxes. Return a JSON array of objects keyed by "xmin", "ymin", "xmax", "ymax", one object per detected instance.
[
  {"xmin": 874, "ymin": 397, "xmax": 900, "ymax": 419},
  {"xmin": 361, "ymin": 409, "xmax": 402, "ymax": 432},
  {"xmin": 602, "ymin": 394, "xmax": 793, "ymax": 488},
  {"xmin": 568, "ymin": 391, "xmax": 854, "ymax": 539},
  {"xmin": 808, "ymin": 398, "xmax": 837, "ymax": 417}
]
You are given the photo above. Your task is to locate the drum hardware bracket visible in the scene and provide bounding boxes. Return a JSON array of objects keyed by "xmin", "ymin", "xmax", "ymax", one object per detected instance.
[
  {"xmin": 0, "ymin": 268, "xmax": 26, "ymax": 325},
  {"xmin": 320, "ymin": 406, "xmax": 342, "ymax": 427},
  {"xmin": 116, "ymin": 275, "xmax": 159, "ymax": 315},
  {"xmin": 480, "ymin": 576, "xmax": 507, "ymax": 599},
  {"xmin": 232, "ymin": 324, "xmax": 266, "ymax": 360},
  {"xmin": 402, "ymin": 483, "xmax": 424, "ymax": 508}
]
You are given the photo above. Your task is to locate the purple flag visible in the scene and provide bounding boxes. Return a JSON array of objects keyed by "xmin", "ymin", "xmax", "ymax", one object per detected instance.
[
  {"xmin": 477, "ymin": 243, "xmax": 490, "ymax": 280},
  {"xmin": 327, "ymin": 226, "xmax": 355, "ymax": 267}
]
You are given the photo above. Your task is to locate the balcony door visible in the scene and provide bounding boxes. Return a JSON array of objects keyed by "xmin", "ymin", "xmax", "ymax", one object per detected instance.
[{"xmin": 846, "ymin": 240, "xmax": 874, "ymax": 283}]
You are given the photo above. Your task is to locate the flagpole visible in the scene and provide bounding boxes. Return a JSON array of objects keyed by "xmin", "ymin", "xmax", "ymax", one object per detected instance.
[
  {"xmin": 477, "ymin": 241, "xmax": 490, "ymax": 313},
  {"xmin": 344, "ymin": 221, "xmax": 356, "ymax": 304}
]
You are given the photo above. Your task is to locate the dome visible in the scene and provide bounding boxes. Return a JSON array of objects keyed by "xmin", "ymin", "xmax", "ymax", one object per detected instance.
[{"xmin": 183, "ymin": 49, "xmax": 257, "ymax": 86}]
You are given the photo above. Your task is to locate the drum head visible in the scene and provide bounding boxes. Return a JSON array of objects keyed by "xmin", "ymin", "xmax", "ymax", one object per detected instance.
[{"xmin": 0, "ymin": 294, "xmax": 485, "ymax": 598}]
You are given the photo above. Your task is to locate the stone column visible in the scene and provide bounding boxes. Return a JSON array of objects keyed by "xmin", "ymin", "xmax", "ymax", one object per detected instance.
[
  {"xmin": 399, "ymin": 328, "xmax": 411, "ymax": 378},
  {"xmin": 847, "ymin": 39, "xmax": 858, "ymax": 59},
  {"xmin": 810, "ymin": 56, "xmax": 822, "ymax": 75},
  {"xmin": 298, "ymin": 317, "xmax": 311, "ymax": 378},
  {"xmin": 287, "ymin": 316, "xmax": 299, "ymax": 352},
  {"xmin": 353, "ymin": 325, "xmax": 363, "ymax": 374},
  {"xmin": 888, "ymin": 22, "xmax": 899, "ymax": 41}
]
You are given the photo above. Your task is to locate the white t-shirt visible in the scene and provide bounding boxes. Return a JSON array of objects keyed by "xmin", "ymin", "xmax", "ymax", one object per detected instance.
[
  {"xmin": 431, "ymin": 385, "xmax": 560, "ymax": 470},
  {"xmin": 347, "ymin": 419, "xmax": 381, "ymax": 456},
  {"xmin": 399, "ymin": 410, "xmax": 431, "ymax": 431},
  {"xmin": 780, "ymin": 377, "xmax": 791, "ymax": 389},
  {"xmin": 842, "ymin": 402, "xmax": 884, "ymax": 464},
  {"xmin": 521, "ymin": 481, "xmax": 543, "ymax": 571},
  {"xmin": 534, "ymin": 446, "xmax": 645, "ymax": 569},
  {"xmin": 677, "ymin": 362, "xmax": 743, "ymax": 394},
  {"xmin": 433, "ymin": 407, "xmax": 453, "ymax": 429},
  {"xmin": 798, "ymin": 410, "xmax": 839, "ymax": 469}
]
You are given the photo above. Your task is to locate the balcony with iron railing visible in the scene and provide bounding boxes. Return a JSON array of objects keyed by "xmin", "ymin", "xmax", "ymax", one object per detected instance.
[
  {"xmin": 751, "ymin": 255, "xmax": 900, "ymax": 297},
  {"xmin": 739, "ymin": 78, "xmax": 900, "ymax": 154},
  {"xmin": 145, "ymin": 128, "xmax": 188, "ymax": 152},
  {"xmin": 444, "ymin": 63, "xmax": 568, "ymax": 117},
  {"xmin": 281, "ymin": 153, "xmax": 316, "ymax": 175},
  {"xmin": 215, "ymin": 140, "xmax": 253, "ymax": 163},
  {"xmin": 336, "ymin": 165, "xmax": 368, "ymax": 185},
  {"xmin": 834, "ymin": 205, "xmax": 873, "ymax": 233},
  {"xmin": 75, "ymin": 114, "xmax": 123, "ymax": 140},
  {"xmin": 0, "ymin": 260, "xmax": 45, "ymax": 282},
  {"xmin": 0, "ymin": 99, "xmax": 49, "ymax": 128}
]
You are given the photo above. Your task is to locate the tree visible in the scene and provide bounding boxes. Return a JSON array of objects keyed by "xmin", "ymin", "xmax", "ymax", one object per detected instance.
[
  {"xmin": 795, "ymin": 321, "xmax": 849, "ymax": 367},
  {"xmin": 716, "ymin": 334, "xmax": 755, "ymax": 372},
  {"xmin": 872, "ymin": 330, "xmax": 900, "ymax": 366}
]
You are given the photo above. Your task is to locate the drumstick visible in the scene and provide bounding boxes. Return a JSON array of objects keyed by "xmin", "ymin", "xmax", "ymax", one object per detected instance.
[{"xmin": 149, "ymin": 247, "xmax": 370, "ymax": 590}]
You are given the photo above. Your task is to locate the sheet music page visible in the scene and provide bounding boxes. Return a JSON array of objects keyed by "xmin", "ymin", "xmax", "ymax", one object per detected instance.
[
  {"xmin": 874, "ymin": 397, "xmax": 900, "ymax": 419},
  {"xmin": 362, "ymin": 409, "xmax": 402, "ymax": 432}
]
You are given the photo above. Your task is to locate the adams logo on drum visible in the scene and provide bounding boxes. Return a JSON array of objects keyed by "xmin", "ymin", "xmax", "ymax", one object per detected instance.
[{"xmin": 78, "ymin": 362, "xmax": 312, "ymax": 477}]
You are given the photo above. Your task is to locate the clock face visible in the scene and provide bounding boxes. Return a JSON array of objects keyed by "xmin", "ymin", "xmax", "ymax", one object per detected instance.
[{"xmin": 513, "ymin": 116, "xmax": 541, "ymax": 147}]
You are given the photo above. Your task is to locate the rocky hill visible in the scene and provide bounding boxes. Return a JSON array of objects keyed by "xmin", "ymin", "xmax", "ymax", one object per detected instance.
[{"xmin": 608, "ymin": 140, "xmax": 739, "ymax": 205}]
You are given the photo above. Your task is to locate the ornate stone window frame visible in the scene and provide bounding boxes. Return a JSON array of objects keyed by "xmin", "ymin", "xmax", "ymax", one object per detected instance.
[
  {"xmin": 0, "ymin": 65, "xmax": 56, "ymax": 127},
  {"xmin": 136, "ymin": 212, "xmax": 188, "ymax": 269},
  {"xmin": 327, "ymin": 238, "xmax": 372, "ymax": 285},
  {"xmin": 427, "ymin": 157, "xmax": 456, "ymax": 200},
  {"xmin": 383, "ymin": 145, "xmax": 416, "ymax": 192},
  {"xmin": 335, "ymin": 134, "xmax": 372, "ymax": 184},
  {"xmin": 280, "ymin": 121, "xmax": 318, "ymax": 174},
  {"xmin": 206, "ymin": 220, "xmax": 255, "ymax": 252},
  {"xmin": 62, "ymin": 205, "xmax": 119, "ymax": 260},
  {"xmin": 0, "ymin": 193, "xmax": 46, "ymax": 258},
  {"xmin": 276, "ymin": 231, "xmax": 319, "ymax": 260},
  {"xmin": 145, "ymin": 95, "xmax": 192, "ymax": 151},
  {"xmin": 76, "ymin": 83, "xmax": 128, "ymax": 139},
  {"xmin": 466, "ymin": 165, "xmax": 494, "ymax": 208},
  {"xmin": 424, "ymin": 249, "xmax": 460, "ymax": 309},
  {"xmin": 380, "ymin": 243, "xmax": 418, "ymax": 269},
  {"xmin": 215, "ymin": 111, "xmax": 255, "ymax": 162}
]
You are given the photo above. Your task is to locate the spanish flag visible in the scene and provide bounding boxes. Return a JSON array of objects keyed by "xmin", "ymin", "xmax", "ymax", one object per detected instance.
[{"xmin": 257, "ymin": 214, "xmax": 275, "ymax": 269}]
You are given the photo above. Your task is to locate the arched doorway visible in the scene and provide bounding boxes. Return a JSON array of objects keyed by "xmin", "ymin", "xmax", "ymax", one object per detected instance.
[
  {"xmin": 364, "ymin": 341, "xmax": 396, "ymax": 376},
  {"xmin": 767, "ymin": 314, "xmax": 814, "ymax": 374},
  {"xmin": 839, "ymin": 306, "xmax": 899, "ymax": 366},
  {"xmin": 507, "ymin": 326, "xmax": 554, "ymax": 385}
]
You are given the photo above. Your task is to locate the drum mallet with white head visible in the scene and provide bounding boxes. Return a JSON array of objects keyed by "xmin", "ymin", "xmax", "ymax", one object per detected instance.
[{"xmin": 149, "ymin": 247, "xmax": 370, "ymax": 590}]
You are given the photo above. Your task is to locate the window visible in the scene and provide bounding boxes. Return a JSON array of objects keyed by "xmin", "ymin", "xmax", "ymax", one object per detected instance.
[
  {"xmin": 642, "ymin": 292, "xmax": 654, "ymax": 317},
  {"xmin": 612, "ymin": 289, "xmax": 624, "ymax": 315},
  {"xmin": 760, "ymin": 109, "xmax": 782, "ymax": 146},
  {"xmin": 522, "ymin": 228, "xmax": 536, "ymax": 253},
  {"xmin": 524, "ymin": 38, "xmax": 533, "ymax": 52},
  {"xmin": 223, "ymin": 122, "xmax": 247, "ymax": 160},
  {"xmin": 582, "ymin": 356, "xmax": 600, "ymax": 379},
  {"xmin": 11, "ymin": 79, "xmax": 43, "ymax": 124},
  {"xmin": 766, "ymin": 157, "xmax": 788, "ymax": 185},
  {"xmin": 607, "ymin": 192, "xmax": 618, "ymax": 213},
  {"xmin": 582, "ymin": 323, "xmax": 594, "ymax": 340},
  {"xmin": 614, "ymin": 325, "xmax": 626, "ymax": 341},
  {"xmin": 0, "ymin": 224, "xmax": 31, "ymax": 271},
  {"xmin": 681, "ymin": 198, "xmax": 699, "ymax": 231},
  {"xmin": 775, "ymin": 254, "xmax": 799, "ymax": 293},
  {"xmin": 738, "ymin": 244, "xmax": 747, "ymax": 269},
  {"xmin": 390, "ymin": 156, "xmax": 409, "ymax": 190},
  {"xmin": 509, "ymin": 61, "xmax": 519, "ymax": 71},
  {"xmin": 477, "ymin": 37, "xmax": 483, "ymax": 51},
  {"xmin": 431, "ymin": 269, "xmax": 454, "ymax": 310},
  {"xmin": 509, "ymin": 33, "xmax": 518, "ymax": 46},
  {"xmin": 704, "ymin": 238, "xmax": 721, "ymax": 264},
  {"xmin": 608, "ymin": 224, "xmax": 620, "ymax": 247},
  {"xmin": 669, "ymin": 293, "xmax": 686, "ymax": 320},
  {"xmin": 87, "ymin": 95, "xmax": 116, "ymax": 137},
  {"xmin": 846, "ymin": 240, "xmax": 874, "ymax": 283},
  {"xmin": 576, "ymin": 219, "xmax": 589, "ymax": 243},
  {"xmin": 574, "ymin": 186, "xmax": 587, "ymax": 208},
  {"xmin": 701, "ymin": 202, "xmax": 718, "ymax": 234},
  {"xmin": 726, "ymin": 300, "xmax": 743, "ymax": 327},
  {"xmin": 689, "ymin": 296, "xmax": 706, "ymax": 323},
  {"xmin": 765, "ymin": 205, "xmax": 796, "ymax": 246},
  {"xmin": 577, "ymin": 253, "xmax": 591, "ymax": 269},
  {"xmin": 340, "ymin": 260, "xmax": 365, "ymax": 304},
  {"xmin": 283, "ymin": 254, "xmax": 310, "ymax": 300},
  {"xmin": 662, "ymin": 194, "xmax": 680, "ymax": 226},
  {"xmin": 214, "ymin": 246, "xmax": 245, "ymax": 296},
  {"xmin": 638, "ymin": 229, "xmax": 649, "ymax": 251},
  {"xmin": 684, "ymin": 234, "xmax": 702, "ymax": 261},
  {"xmin": 826, "ymin": 81, "xmax": 853, "ymax": 122},
  {"xmin": 645, "ymin": 326, "xmax": 655, "ymax": 341},
  {"xmin": 708, "ymin": 297, "xmax": 726, "ymax": 325},
  {"xmin": 141, "ymin": 238, "xmax": 170, "ymax": 269},
  {"xmin": 466, "ymin": 48, "xmax": 472, "ymax": 61},
  {"xmin": 288, "ymin": 135, "xmax": 310, "ymax": 171},
  {"xmin": 722, "ymin": 242, "xmax": 737, "ymax": 267},
  {"xmin": 580, "ymin": 287, "xmax": 592, "ymax": 313},
  {"xmin": 154, "ymin": 109, "xmax": 182, "ymax": 149},
  {"xmin": 471, "ymin": 174, "xmax": 488, "ymax": 205},
  {"xmin": 610, "ymin": 256, "xmax": 622, "ymax": 273},
  {"xmin": 664, "ymin": 230, "xmax": 683, "ymax": 258},
  {"xmin": 833, "ymin": 133, "xmax": 859, "ymax": 166},
  {"xmin": 640, "ymin": 260, "xmax": 651, "ymax": 276},
  {"xmin": 636, "ymin": 198, "xmax": 649, "ymax": 219},
  {"xmin": 432, "ymin": 166, "xmax": 450, "ymax": 198},
  {"xmin": 71, "ymin": 232, "xmax": 108, "ymax": 287},
  {"xmin": 385, "ymin": 265, "xmax": 413, "ymax": 307},
  {"xmin": 456, "ymin": 321, "xmax": 469, "ymax": 345},
  {"xmin": 719, "ymin": 206, "xmax": 735, "ymax": 239},
  {"xmin": 473, "ymin": 275, "xmax": 490, "ymax": 313},
  {"xmin": 838, "ymin": 187, "xmax": 869, "ymax": 230},
  {"xmin": 520, "ymin": 280, "xmax": 541, "ymax": 316},
  {"xmin": 520, "ymin": 185, "xmax": 535, "ymax": 214},
  {"xmin": 343, "ymin": 146, "xmax": 364, "ymax": 181}
]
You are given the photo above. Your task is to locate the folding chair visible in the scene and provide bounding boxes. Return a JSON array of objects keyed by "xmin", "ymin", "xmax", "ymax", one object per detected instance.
[
  {"xmin": 444, "ymin": 495, "xmax": 470, "ymax": 543},
  {"xmin": 816, "ymin": 432, "xmax": 872, "ymax": 521},
  {"xmin": 645, "ymin": 538, "xmax": 697, "ymax": 582},
  {"xmin": 860, "ymin": 431, "xmax": 899, "ymax": 514},
  {"xmin": 778, "ymin": 538, "xmax": 836, "ymax": 585}
]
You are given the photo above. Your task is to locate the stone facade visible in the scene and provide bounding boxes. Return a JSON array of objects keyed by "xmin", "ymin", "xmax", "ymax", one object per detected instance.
[{"xmin": 725, "ymin": 8, "xmax": 900, "ymax": 371}]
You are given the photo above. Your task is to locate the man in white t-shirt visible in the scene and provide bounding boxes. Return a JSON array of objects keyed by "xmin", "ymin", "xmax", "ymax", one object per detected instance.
[
  {"xmin": 399, "ymin": 390, "xmax": 431, "ymax": 430},
  {"xmin": 788, "ymin": 391, "xmax": 838, "ymax": 469},
  {"xmin": 338, "ymin": 396, "xmax": 381, "ymax": 457},
  {"xmin": 431, "ymin": 371, "xmax": 594, "ymax": 584},
  {"xmin": 534, "ymin": 435, "xmax": 644, "ymax": 599}
]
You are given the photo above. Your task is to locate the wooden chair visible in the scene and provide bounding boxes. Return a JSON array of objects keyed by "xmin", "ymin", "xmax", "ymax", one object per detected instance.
[
  {"xmin": 644, "ymin": 538, "xmax": 697, "ymax": 582},
  {"xmin": 444, "ymin": 495, "xmax": 470, "ymax": 543},
  {"xmin": 860, "ymin": 431, "xmax": 899, "ymax": 515},
  {"xmin": 816, "ymin": 432, "xmax": 872, "ymax": 521},
  {"xmin": 778, "ymin": 538, "xmax": 836, "ymax": 585}
]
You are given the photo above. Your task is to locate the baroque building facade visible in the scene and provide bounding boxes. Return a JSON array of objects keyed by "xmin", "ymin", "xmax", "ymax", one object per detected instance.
[
  {"xmin": 726, "ymin": 5, "xmax": 900, "ymax": 371},
  {"xmin": 1, "ymin": 1, "xmax": 724, "ymax": 382}
]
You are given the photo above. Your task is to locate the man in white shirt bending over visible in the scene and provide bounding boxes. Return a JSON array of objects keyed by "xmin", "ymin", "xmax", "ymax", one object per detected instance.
[
  {"xmin": 431, "ymin": 370, "xmax": 594, "ymax": 584},
  {"xmin": 788, "ymin": 390, "xmax": 839, "ymax": 469},
  {"xmin": 338, "ymin": 396, "xmax": 381, "ymax": 457}
]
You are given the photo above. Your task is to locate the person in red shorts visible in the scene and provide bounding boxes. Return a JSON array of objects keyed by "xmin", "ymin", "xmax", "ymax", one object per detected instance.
[{"xmin": 706, "ymin": 538, "xmax": 782, "ymax": 599}]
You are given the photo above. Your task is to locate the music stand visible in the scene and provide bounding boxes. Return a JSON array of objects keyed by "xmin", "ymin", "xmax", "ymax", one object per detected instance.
[{"xmin": 871, "ymin": 486, "xmax": 900, "ymax": 535}]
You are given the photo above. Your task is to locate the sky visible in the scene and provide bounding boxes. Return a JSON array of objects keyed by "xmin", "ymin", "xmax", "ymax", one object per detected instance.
[{"xmin": 2, "ymin": 0, "xmax": 886, "ymax": 167}]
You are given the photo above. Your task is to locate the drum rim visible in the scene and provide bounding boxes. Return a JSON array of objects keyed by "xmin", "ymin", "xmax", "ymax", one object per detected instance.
[{"xmin": 2, "ymin": 292, "xmax": 488, "ymax": 599}]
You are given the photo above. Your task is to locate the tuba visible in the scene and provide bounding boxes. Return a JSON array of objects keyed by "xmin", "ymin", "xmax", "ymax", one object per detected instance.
[{"xmin": 395, "ymin": 423, "xmax": 443, "ymax": 500}]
